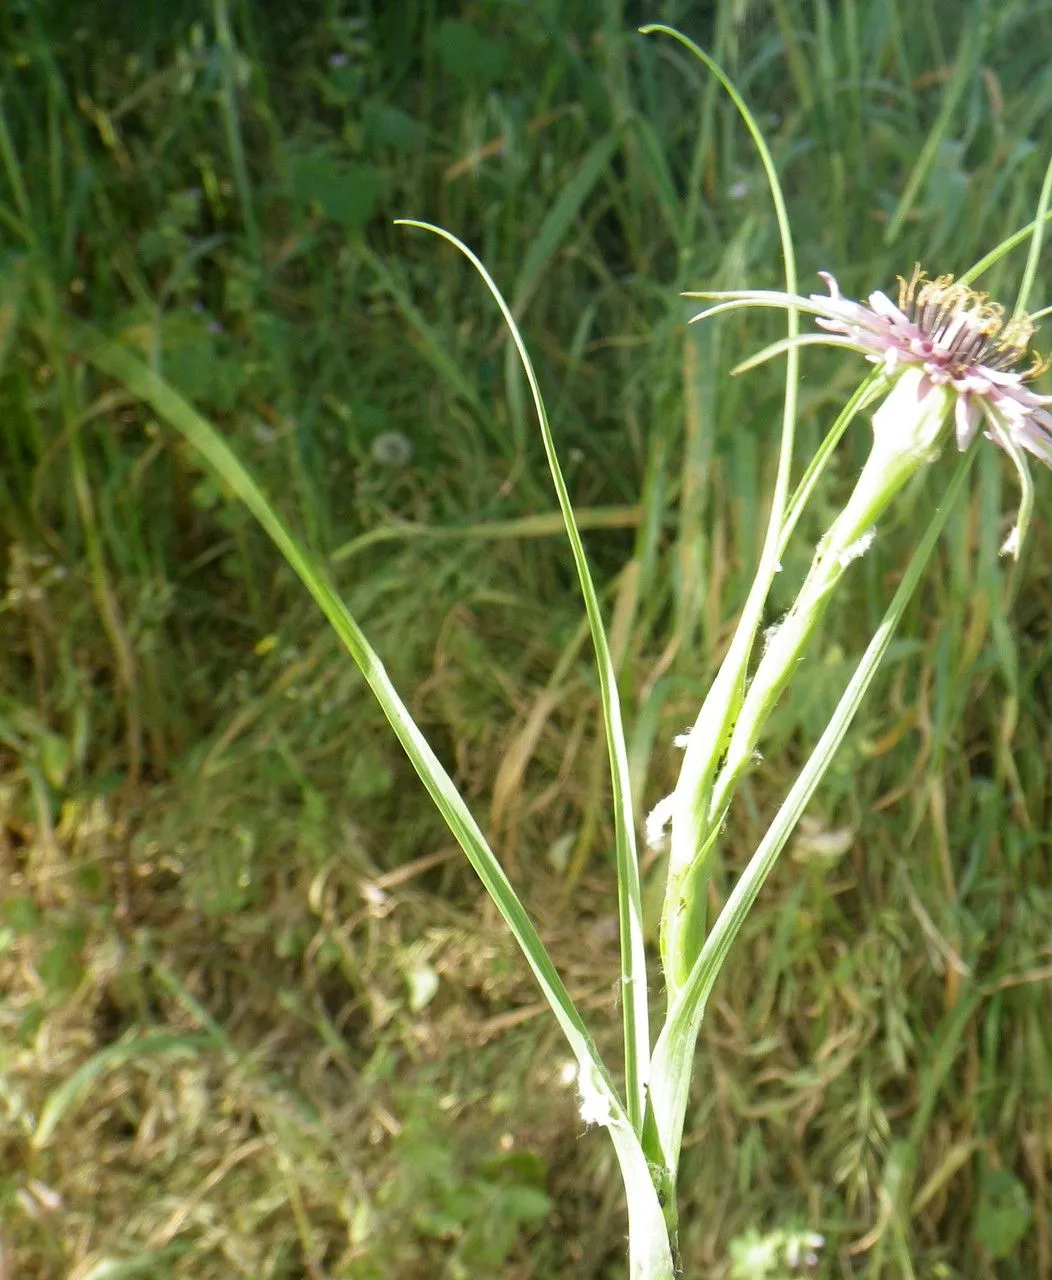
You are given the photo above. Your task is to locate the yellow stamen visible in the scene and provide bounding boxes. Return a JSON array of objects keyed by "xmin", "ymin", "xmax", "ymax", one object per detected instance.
[{"xmin": 896, "ymin": 265, "xmax": 1046, "ymax": 377}]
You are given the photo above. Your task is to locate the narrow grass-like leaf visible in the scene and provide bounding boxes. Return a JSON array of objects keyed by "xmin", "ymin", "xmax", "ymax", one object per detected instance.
[
  {"xmin": 511, "ymin": 132, "xmax": 619, "ymax": 317},
  {"xmin": 330, "ymin": 505, "xmax": 643, "ymax": 564},
  {"xmin": 1013, "ymin": 153, "xmax": 1052, "ymax": 316},
  {"xmin": 771, "ymin": 0, "xmax": 816, "ymax": 110},
  {"xmin": 0, "ymin": 99, "xmax": 33, "ymax": 228},
  {"xmin": 674, "ymin": 304, "xmax": 716, "ymax": 658},
  {"xmin": 639, "ymin": 24, "xmax": 801, "ymax": 1000},
  {"xmin": 961, "ymin": 208, "xmax": 1052, "ymax": 285},
  {"xmin": 213, "ymin": 0, "xmax": 261, "ymax": 261},
  {"xmin": 626, "ymin": 115, "xmax": 684, "ymax": 245},
  {"xmin": 648, "ymin": 449, "xmax": 976, "ymax": 1182},
  {"xmin": 366, "ymin": 249, "xmax": 486, "ymax": 418},
  {"xmin": 867, "ymin": 989, "xmax": 983, "ymax": 1277},
  {"xmin": 78, "ymin": 1247, "xmax": 191, "ymax": 1280},
  {"xmin": 0, "ymin": 253, "xmax": 27, "ymax": 378},
  {"xmin": 397, "ymin": 219, "xmax": 651, "ymax": 1137},
  {"xmin": 728, "ymin": 332, "xmax": 868, "ymax": 373},
  {"xmin": 74, "ymin": 323, "xmax": 673, "ymax": 1279},
  {"xmin": 33, "ymin": 1032, "xmax": 210, "ymax": 1148},
  {"xmin": 883, "ymin": 0, "xmax": 985, "ymax": 245},
  {"xmin": 75, "ymin": 327, "xmax": 598, "ymax": 1077}
]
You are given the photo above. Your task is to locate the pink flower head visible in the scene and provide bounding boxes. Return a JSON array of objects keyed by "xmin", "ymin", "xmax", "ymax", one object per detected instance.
[
  {"xmin": 812, "ymin": 267, "xmax": 1052, "ymax": 467},
  {"xmin": 688, "ymin": 267, "xmax": 1052, "ymax": 554}
]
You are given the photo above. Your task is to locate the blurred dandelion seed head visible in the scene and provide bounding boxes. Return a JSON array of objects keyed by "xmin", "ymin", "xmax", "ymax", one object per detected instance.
[{"xmin": 371, "ymin": 431, "xmax": 413, "ymax": 467}]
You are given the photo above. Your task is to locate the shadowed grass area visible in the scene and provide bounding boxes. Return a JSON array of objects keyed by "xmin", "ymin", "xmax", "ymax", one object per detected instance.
[{"xmin": 1, "ymin": 0, "xmax": 1052, "ymax": 1276}]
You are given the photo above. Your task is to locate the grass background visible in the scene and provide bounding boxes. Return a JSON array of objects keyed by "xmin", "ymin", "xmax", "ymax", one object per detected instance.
[{"xmin": 1, "ymin": 0, "xmax": 1051, "ymax": 1276}]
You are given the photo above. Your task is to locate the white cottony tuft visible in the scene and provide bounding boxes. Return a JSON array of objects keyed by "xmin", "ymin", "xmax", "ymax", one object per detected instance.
[
  {"xmin": 1001, "ymin": 525, "xmax": 1022, "ymax": 558},
  {"xmin": 645, "ymin": 793, "xmax": 676, "ymax": 848},
  {"xmin": 577, "ymin": 1066, "xmax": 615, "ymax": 1128},
  {"xmin": 837, "ymin": 528, "xmax": 876, "ymax": 566}
]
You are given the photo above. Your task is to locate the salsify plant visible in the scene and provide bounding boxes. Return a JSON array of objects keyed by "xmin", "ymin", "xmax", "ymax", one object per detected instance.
[{"xmin": 69, "ymin": 25, "xmax": 1052, "ymax": 1280}]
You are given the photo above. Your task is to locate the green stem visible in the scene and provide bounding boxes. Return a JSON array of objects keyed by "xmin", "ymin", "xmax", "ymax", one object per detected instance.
[
  {"xmin": 663, "ymin": 367, "xmax": 954, "ymax": 989},
  {"xmin": 710, "ymin": 447, "xmax": 907, "ymax": 815},
  {"xmin": 647, "ymin": 448, "xmax": 976, "ymax": 1194}
]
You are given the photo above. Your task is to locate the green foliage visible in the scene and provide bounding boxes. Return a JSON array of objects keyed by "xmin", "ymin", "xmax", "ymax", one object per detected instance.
[
  {"xmin": 285, "ymin": 148, "xmax": 387, "ymax": 232},
  {"xmin": 975, "ymin": 1169, "xmax": 1032, "ymax": 1260},
  {"xmin": 435, "ymin": 19, "xmax": 510, "ymax": 89},
  {"xmin": 384, "ymin": 1113, "xmax": 553, "ymax": 1276},
  {"xmin": 1, "ymin": 0, "xmax": 1051, "ymax": 1277}
]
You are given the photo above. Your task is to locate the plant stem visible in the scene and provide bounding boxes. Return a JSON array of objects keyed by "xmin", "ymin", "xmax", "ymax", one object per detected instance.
[{"xmin": 663, "ymin": 367, "xmax": 954, "ymax": 988}]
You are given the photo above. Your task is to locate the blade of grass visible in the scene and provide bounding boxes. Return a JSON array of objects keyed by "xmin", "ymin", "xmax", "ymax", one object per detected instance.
[
  {"xmin": 330, "ymin": 504, "xmax": 643, "ymax": 564},
  {"xmin": 866, "ymin": 988, "xmax": 983, "ymax": 1277},
  {"xmin": 73, "ymin": 322, "xmax": 674, "ymax": 1279},
  {"xmin": 960, "ymin": 207, "xmax": 1052, "ymax": 285},
  {"xmin": 639, "ymin": 23, "xmax": 801, "ymax": 998},
  {"xmin": 213, "ymin": 0, "xmax": 261, "ymax": 262},
  {"xmin": 883, "ymin": 0, "xmax": 986, "ymax": 246},
  {"xmin": 0, "ymin": 97, "xmax": 33, "ymax": 229},
  {"xmin": 78, "ymin": 1246, "xmax": 193, "ymax": 1279},
  {"xmin": 397, "ymin": 219, "xmax": 651, "ymax": 1137},
  {"xmin": 1013, "ymin": 153, "xmax": 1052, "ymax": 316},
  {"xmin": 674, "ymin": 306, "xmax": 717, "ymax": 660},
  {"xmin": 365, "ymin": 249, "xmax": 486, "ymax": 419},
  {"xmin": 625, "ymin": 114, "xmax": 684, "ymax": 246},
  {"xmin": 0, "ymin": 253, "xmax": 27, "ymax": 376},
  {"xmin": 767, "ymin": 0, "xmax": 815, "ymax": 112},
  {"xmin": 33, "ymin": 1032, "xmax": 211, "ymax": 1148},
  {"xmin": 511, "ymin": 131, "xmax": 620, "ymax": 318}
]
